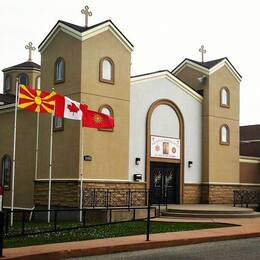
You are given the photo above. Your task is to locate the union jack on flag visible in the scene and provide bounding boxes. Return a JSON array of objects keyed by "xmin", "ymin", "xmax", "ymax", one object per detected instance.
[{"xmin": 18, "ymin": 85, "xmax": 56, "ymax": 114}]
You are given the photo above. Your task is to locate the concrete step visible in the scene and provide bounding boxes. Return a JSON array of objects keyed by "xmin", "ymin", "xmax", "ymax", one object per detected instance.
[
  {"xmin": 161, "ymin": 211, "xmax": 260, "ymax": 218},
  {"xmin": 165, "ymin": 208, "xmax": 254, "ymax": 215}
]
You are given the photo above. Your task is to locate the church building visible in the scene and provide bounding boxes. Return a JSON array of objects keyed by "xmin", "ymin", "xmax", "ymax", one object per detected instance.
[{"xmin": 0, "ymin": 9, "xmax": 259, "ymax": 211}]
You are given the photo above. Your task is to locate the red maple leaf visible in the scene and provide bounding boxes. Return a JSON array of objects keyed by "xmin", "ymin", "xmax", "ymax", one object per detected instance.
[{"xmin": 67, "ymin": 103, "xmax": 79, "ymax": 114}]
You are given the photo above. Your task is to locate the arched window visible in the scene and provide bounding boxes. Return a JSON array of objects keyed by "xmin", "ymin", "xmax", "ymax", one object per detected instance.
[
  {"xmin": 36, "ymin": 76, "xmax": 41, "ymax": 89},
  {"xmin": 55, "ymin": 57, "xmax": 65, "ymax": 83},
  {"xmin": 220, "ymin": 125, "xmax": 230, "ymax": 145},
  {"xmin": 18, "ymin": 73, "xmax": 29, "ymax": 86},
  {"xmin": 1, "ymin": 155, "xmax": 11, "ymax": 190},
  {"xmin": 98, "ymin": 104, "xmax": 114, "ymax": 131},
  {"xmin": 220, "ymin": 87, "xmax": 230, "ymax": 107},
  {"xmin": 99, "ymin": 57, "xmax": 114, "ymax": 84},
  {"xmin": 4, "ymin": 75, "xmax": 11, "ymax": 93}
]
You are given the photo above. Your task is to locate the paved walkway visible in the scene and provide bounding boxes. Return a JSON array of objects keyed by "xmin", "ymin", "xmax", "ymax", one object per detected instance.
[{"xmin": 3, "ymin": 217, "xmax": 260, "ymax": 259}]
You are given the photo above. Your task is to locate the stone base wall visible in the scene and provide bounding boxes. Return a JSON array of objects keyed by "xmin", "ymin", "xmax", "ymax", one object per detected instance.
[
  {"xmin": 202, "ymin": 184, "xmax": 260, "ymax": 204},
  {"xmin": 184, "ymin": 183, "xmax": 260, "ymax": 204},
  {"xmin": 183, "ymin": 184, "xmax": 202, "ymax": 203},
  {"xmin": 34, "ymin": 181, "xmax": 146, "ymax": 208}
]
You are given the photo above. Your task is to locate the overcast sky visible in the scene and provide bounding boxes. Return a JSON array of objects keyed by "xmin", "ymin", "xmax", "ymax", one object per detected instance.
[{"xmin": 1, "ymin": 0, "xmax": 259, "ymax": 125}]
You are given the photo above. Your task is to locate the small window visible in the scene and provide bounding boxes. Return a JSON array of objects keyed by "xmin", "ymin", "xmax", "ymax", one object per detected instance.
[
  {"xmin": 36, "ymin": 76, "xmax": 41, "ymax": 89},
  {"xmin": 220, "ymin": 125, "xmax": 229, "ymax": 145},
  {"xmin": 55, "ymin": 57, "xmax": 65, "ymax": 83},
  {"xmin": 98, "ymin": 104, "xmax": 114, "ymax": 131},
  {"xmin": 1, "ymin": 155, "xmax": 11, "ymax": 190},
  {"xmin": 220, "ymin": 87, "xmax": 230, "ymax": 107},
  {"xmin": 4, "ymin": 75, "xmax": 11, "ymax": 93},
  {"xmin": 53, "ymin": 116, "xmax": 64, "ymax": 131},
  {"xmin": 18, "ymin": 73, "xmax": 29, "ymax": 86},
  {"xmin": 99, "ymin": 57, "xmax": 114, "ymax": 84}
]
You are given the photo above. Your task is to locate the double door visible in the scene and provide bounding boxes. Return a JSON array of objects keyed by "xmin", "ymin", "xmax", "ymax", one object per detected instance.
[{"xmin": 150, "ymin": 162, "xmax": 180, "ymax": 204}]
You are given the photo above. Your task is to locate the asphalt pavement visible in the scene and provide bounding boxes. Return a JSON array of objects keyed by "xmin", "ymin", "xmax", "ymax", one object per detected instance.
[{"xmin": 71, "ymin": 237, "xmax": 260, "ymax": 260}]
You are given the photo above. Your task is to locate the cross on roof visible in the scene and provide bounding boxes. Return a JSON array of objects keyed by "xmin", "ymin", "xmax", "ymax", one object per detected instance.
[
  {"xmin": 81, "ymin": 5, "xmax": 92, "ymax": 28},
  {"xmin": 25, "ymin": 42, "xmax": 36, "ymax": 61},
  {"xmin": 199, "ymin": 45, "xmax": 206, "ymax": 63}
]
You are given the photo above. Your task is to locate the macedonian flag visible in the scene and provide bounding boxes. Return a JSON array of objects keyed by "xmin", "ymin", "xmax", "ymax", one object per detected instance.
[{"xmin": 18, "ymin": 85, "xmax": 56, "ymax": 113}]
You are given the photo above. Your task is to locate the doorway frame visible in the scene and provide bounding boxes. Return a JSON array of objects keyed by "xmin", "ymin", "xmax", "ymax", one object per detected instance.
[{"xmin": 146, "ymin": 99, "xmax": 185, "ymax": 204}]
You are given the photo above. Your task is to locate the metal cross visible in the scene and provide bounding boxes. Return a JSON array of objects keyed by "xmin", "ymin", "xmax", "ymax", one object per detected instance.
[
  {"xmin": 199, "ymin": 45, "xmax": 206, "ymax": 63},
  {"xmin": 81, "ymin": 5, "xmax": 92, "ymax": 27},
  {"xmin": 25, "ymin": 42, "xmax": 36, "ymax": 61}
]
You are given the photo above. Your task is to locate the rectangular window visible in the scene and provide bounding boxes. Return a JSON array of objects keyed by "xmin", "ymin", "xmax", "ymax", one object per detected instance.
[{"xmin": 53, "ymin": 116, "xmax": 64, "ymax": 131}]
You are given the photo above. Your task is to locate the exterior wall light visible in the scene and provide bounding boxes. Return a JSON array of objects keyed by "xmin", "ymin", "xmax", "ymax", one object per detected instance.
[
  {"xmin": 135, "ymin": 157, "xmax": 141, "ymax": 165},
  {"xmin": 188, "ymin": 161, "xmax": 193, "ymax": 168}
]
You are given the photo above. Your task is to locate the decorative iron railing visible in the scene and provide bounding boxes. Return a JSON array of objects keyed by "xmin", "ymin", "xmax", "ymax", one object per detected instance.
[
  {"xmin": 83, "ymin": 188, "xmax": 148, "ymax": 208},
  {"xmin": 233, "ymin": 190, "xmax": 260, "ymax": 207}
]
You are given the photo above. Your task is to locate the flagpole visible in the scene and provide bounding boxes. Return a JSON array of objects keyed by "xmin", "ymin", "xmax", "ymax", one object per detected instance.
[
  {"xmin": 34, "ymin": 83, "xmax": 40, "ymax": 180},
  {"xmin": 47, "ymin": 112, "xmax": 54, "ymax": 223},
  {"xmin": 34, "ymin": 110, "xmax": 40, "ymax": 180},
  {"xmin": 79, "ymin": 127, "xmax": 84, "ymax": 222},
  {"xmin": 10, "ymin": 78, "xmax": 19, "ymax": 226}
]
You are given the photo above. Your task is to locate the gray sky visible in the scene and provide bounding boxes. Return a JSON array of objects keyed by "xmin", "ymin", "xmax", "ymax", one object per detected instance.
[{"xmin": 1, "ymin": 0, "xmax": 259, "ymax": 126}]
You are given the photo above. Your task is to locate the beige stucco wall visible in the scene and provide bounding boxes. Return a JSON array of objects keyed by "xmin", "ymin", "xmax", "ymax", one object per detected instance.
[
  {"xmin": 0, "ymin": 108, "xmax": 37, "ymax": 208},
  {"xmin": 80, "ymin": 29, "xmax": 131, "ymax": 180},
  {"xmin": 37, "ymin": 28, "xmax": 131, "ymax": 181},
  {"xmin": 207, "ymin": 66, "xmax": 240, "ymax": 183},
  {"xmin": 175, "ymin": 64, "xmax": 240, "ymax": 184},
  {"xmin": 37, "ymin": 30, "xmax": 83, "ymax": 180}
]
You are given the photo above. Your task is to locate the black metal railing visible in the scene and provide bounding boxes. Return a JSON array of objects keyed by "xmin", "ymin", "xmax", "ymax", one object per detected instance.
[
  {"xmin": 233, "ymin": 190, "xmax": 260, "ymax": 207},
  {"xmin": 83, "ymin": 188, "xmax": 170, "ymax": 209}
]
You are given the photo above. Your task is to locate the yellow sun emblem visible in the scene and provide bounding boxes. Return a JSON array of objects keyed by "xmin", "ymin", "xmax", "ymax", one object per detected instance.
[{"xmin": 93, "ymin": 114, "xmax": 103, "ymax": 123}]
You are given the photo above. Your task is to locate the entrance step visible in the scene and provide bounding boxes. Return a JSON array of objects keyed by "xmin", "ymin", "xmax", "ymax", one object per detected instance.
[{"xmin": 160, "ymin": 204, "xmax": 260, "ymax": 218}]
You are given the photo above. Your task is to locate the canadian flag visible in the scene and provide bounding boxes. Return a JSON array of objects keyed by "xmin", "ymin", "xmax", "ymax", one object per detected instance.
[{"xmin": 54, "ymin": 95, "xmax": 86, "ymax": 120}]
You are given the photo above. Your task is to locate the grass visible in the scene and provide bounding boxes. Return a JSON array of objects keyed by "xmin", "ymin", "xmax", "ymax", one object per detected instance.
[{"xmin": 4, "ymin": 220, "xmax": 233, "ymax": 248}]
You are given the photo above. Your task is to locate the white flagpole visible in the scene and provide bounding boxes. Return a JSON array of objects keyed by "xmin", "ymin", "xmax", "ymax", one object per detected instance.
[
  {"xmin": 10, "ymin": 78, "xmax": 19, "ymax": 226},
  {"xmin": 34, "ymin": 111, "xmax": 40, "ymax": 180},
  {"xmin": 47, "ymin": 113, "xmax": 54, "ymax": 223},
  {"xmin": 79, "ymin": 127, "xmax": 84, "ymax": 222},
  {"xmin": 34, "ymin": 84, "xmax": 40, "ymax": 180}
]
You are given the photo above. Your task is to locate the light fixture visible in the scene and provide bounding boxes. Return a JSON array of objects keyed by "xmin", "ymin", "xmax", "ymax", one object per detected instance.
[
  {"xmin": 133, "ymin": 174, "xmax": 142, "ymax": 181},
  {"xmin": 188, "ymin": 161, "xmax": 193, "ymax": 168},
  {"xmin": 197, "ymin": 75, "xmax": 207, "ymax": 83},
  {"xmin": 135, "ymin": 157, "xmax": 141, "ymax": 165}
]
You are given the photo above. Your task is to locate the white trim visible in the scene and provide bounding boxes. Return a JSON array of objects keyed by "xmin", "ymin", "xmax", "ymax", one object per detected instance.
[
  {"xmin": 0, "ymin": 103, "xmax": 15, "ymax": 110},
  {"xmin": 185, "ymin": 182, "xmax": 260, "ymax": 186},
  {"xmin": 240, "ymin": 158, "xmax": 260, "ymax": 164},
  {"xmin": 3, "ymin": 68, "xmax": 40, "ymax": 73},
  {"xmin": 35, "ymin": 178, "xmax": 143, "ymax": 183},
  {"xmin": 39, "ymin": 21, "xmax": 133, "ymax": 54},
  {"xmin": 240, "ymin": 155, "xmax": 260, "ymax": 160},
  {"xmin": 241, "ymin": 139, "xmax": 260, "ymax": 143},
  {"xmin": 172, "ymin": 59, "xmax": 242, "ymax": 83},
  {"xmin": 3, "ymin": 206, "xmax": 34, "ymax": 210},
  {"xmin": 131, "ymin": 71, "xmax": 203, "ymax": 103}
]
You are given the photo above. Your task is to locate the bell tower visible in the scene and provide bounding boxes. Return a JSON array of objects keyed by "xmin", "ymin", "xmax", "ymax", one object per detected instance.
[{"xmin": 173, "ymin": 55, "xmax": 241, "ymax": 203}]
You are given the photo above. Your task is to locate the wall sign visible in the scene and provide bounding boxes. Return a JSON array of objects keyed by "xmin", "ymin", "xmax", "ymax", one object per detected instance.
[{"xmin": 151, "ymin": 135, "xmax": 180, "ymax": 159}]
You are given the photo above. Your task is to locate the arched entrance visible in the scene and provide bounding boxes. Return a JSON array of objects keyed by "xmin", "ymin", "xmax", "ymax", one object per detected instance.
[{"xmin": 146, "ymin": 99, "xmax": 184, "ymax": 204}]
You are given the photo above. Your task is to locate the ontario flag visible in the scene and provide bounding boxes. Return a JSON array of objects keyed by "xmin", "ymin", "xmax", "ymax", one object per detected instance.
[
  {"xmin": 18, "ymin": 85, "xmax": 56, "ymax": 113},
  {"xmin": 80, "ymin": 105, "xmax": 114, "ymax": 129},
  {"xmin": 54, "ymin": 95, "xmax": 85, "ymax": 120}
]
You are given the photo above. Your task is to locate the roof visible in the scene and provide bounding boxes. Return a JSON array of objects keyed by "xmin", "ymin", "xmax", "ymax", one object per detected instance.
[
  {"xmin": 172, "ymin": 57, "xmax": 242, "ymax": 82},
  {"xmin": 240, "ymin": 125, "xmax": 260, "ymax": 158},
  {"xmin": 185, "ymin": 58, "xmax": 226, "ymax": 69},
  {"xmin": 2, "ymin": 61, "xmax": 41, "ymax": 72},
  {"xmin": 38, "ymin": 19, "xmax": 134, "ymax": 52},
  {"xmin": 0, "ymin": 93, "xmax": 15, "ymax": 105},
  {"xmin": 240, "ymin": 125, "xmax": 260, "ymax": 141}
]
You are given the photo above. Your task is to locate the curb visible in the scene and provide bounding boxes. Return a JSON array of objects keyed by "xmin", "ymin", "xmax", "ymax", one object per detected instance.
[{"xmin": 3, "ymin": 231, "xmax": 260, "ymax": 259}]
